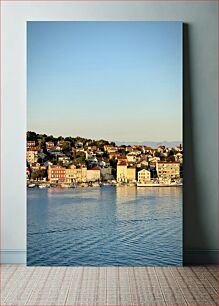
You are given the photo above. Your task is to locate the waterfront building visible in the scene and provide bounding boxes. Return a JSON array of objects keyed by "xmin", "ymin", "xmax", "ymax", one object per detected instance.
[
  {"xmin": 156, "ymin": 162, "xmax": 180, "ymax": 179},
  {"xmin": 127, "ymin": 167, "xmax": 136, "ymax": 182},
  {"xmin": 117, "ymin": 162, "xmax": 127, "ymax": 182},
  {"xmin": 76, "ymin": 166, "xmax": 87, "ymax": 182},
  {"xmin": 138, "ymin": 169, "xmax": 151, "ymax": 183},
  {"xmin": 65, "ymin": 166, "xmax": 77, "ymax": 184},
  {"xmin": 100, "ymin": 167, "xmax": 113, "ymax": 181},
  {"xmin": 100, "ymin": 167, "xmax": 112, "ymax": 175},
  {"xmin": 87, "ymin": 167, "xmax": 101, "ymax": 182},
  {"xmin": 48, "ymin": 165, "xmax": 66, "ymax": 183}
]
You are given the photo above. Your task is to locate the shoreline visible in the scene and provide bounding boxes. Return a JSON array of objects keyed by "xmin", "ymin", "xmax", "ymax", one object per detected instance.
[{"xmin": 27, "ymin": 181, "xmax": 183, "ymax": 189}]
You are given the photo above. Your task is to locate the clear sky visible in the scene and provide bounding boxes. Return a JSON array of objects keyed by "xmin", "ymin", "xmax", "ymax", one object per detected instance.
[{"xmin": 27, "ymin": 21, "xmax": 182, "ymax": 142}]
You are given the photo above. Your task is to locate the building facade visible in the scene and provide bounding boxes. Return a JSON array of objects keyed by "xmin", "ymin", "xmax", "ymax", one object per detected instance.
[
  {"xmin": 65, "ymin": 167, "xmax": 77, "ymax": 184},
  {"xmin": 46, "ymin": 141, "xmax": 55, "ymax": 150},
  {"xmin": 27, "ymin": 140, "xmax": 36, "ymax": 148},
  {"xmin": 138, "ymin": 169, "xmax": 151, "ymax": 183},
  {"xmin": 87, "ymin": 167, "xmax": 101, "ymax": 182},
  {"xmin": 117, "ymin": 163, "xmax": 127, "ymax": 182},
  {"xmin": 26, "ymin": 150, "xmax": 38, "ymax": 163},
  {"xmin": 76, "ymin": 167, "xmax": 87, "ymax": 183},
  {"xmin": 48, "ymin": 165, "xmax": 66, "ymax": 183},
  {"xmin": 156, "ymin": 162, "xmax": 180, "ymax": 179},
  {"xmin": 127, "ymin": 167, "xmax": 136, "ymax": 182}
]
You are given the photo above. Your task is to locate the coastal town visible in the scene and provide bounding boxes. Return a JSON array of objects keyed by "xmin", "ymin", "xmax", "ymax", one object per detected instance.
[{"xmin": 26, "ymin": 131, "xmax": 183, "ymax": 188}]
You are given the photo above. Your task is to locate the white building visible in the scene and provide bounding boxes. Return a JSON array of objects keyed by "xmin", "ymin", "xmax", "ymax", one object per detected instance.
[
  {"xmin": 138, "ymin": 169, "xmax": 151, "ymax": 183},
  {"xmin": 26, "ymin": 150, "xmax": 38, "ymax": 163},
  {"xmin": 87, "ymin": 167, "xmax": 101, "ymax": 182}
]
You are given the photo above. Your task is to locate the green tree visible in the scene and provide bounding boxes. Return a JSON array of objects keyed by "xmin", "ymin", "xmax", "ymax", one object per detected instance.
[
  {"xmin": 155, "ymin": 151, "xmax": 161, "ymax": 157},
  {"xmin": 37, "ymin": 157, "xmax": 43, "ymax": 164},
  {"xmin": 102, "ymin": 152, "xmax": 109, "ymax": 158},
  {"xmin": 62, "ymin": 141, "xmax": 71, "ymax": 152},
  {"xmin": 118, "ymin": 148, "xmax": 126, "ymax": 156},
  {"xmin": 27, "ymin": 131, "xmax": 37, "ymax": 141},
  {"xmin": 31, "ymin": 172, "xmax": 39, "ymax": 180},
  {"xmin": 109, "ymin": 157, "xmax": 117, "ymax": 169},
  {"xmin": 45, "ymin": 135, "xmax": 55, "ymax": 142},
  {"xmin": 38, "ymin": 169, "xmax": 47, "ymax": 179},
  {"xmin": 168, "ymin": 150, "xmax": 175, "ymax": 156},
  {"xmin": 167, "ymin": 155, "xmax": 175, "ymax": 162},
  {"xmin": 73, "ymin": 152, "xmax": 86, "ymax": 165}
]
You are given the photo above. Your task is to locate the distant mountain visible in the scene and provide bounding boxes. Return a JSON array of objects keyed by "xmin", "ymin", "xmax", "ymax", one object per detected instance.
[{"xmin": 115, "ymin": 140, "xmax": 182, "ymax": 148}]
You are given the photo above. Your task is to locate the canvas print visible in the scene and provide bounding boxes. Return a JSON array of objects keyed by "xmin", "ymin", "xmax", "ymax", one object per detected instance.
[{"xmin": 27, "ymin": 21, "xmax": 183, "ymax": 266}]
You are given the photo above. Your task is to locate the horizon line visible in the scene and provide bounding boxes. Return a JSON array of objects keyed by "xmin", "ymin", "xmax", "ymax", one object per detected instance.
[{"xmin": 27, "ymin": 130, "xmax": 182, "ymax": 144}]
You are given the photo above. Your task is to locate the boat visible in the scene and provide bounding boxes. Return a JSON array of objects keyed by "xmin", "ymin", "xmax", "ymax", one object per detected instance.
[
  {"xmin": 28, "ymin": 184, "xmax": 36, "ymax": 188},
  {"xmin": 38, "ymin": 184, "xmax": 47, "ymax": 189},
  {"xmin": 69, "ymin": 184, "xmax": 76, "ymax": 188},
  {"xmin": 61, "ymin": 183, "xmax": 70, "ymax": 188},
  {"xmin": 116, "ymin": 182, "xmax": 126, "ymax": 186},
  {"xmin": 50, "ymin": 184, "xmax": 57, "ymax": 188},
  {"xmin": 137, "ymin": 181, "xmax": 182, "ymax": 187}
]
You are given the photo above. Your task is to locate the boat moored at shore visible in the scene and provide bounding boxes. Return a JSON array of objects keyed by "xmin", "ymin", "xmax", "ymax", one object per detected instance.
[
  {"xmin": 137, "ymin": 178, "xmax": 182, "ymax": 187},
  {"xmin": 27, "ymin": 183, "xmax": 36, "ymax": 188},
  {"xmin": 137, "ymin": 182, "xmax": 182, "ymax": 187}
]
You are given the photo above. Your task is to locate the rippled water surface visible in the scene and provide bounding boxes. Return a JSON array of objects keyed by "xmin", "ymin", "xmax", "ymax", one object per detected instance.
[{"xmin": 27, "ymin": 186, "xmax": 182, "ymax": 266}]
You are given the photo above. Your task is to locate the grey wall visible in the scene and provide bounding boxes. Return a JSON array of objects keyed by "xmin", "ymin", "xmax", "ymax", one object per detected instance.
[{"xmin": 1, "ymin": 1, "xmax": 218, "ymax": 264}]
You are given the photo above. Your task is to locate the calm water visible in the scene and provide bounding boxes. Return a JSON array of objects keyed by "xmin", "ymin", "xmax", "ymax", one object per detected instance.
[{"xmin": 27, "ymin": 186, "xmax": 182, "ymax": 266}]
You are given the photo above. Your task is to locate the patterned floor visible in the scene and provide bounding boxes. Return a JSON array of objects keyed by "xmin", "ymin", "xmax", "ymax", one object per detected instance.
[{"xmin": 1, "ymin": 265, "xmax": 218, "ymax": 305}]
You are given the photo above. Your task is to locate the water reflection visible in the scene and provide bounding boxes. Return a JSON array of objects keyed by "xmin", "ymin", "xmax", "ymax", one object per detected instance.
[{"xmin": 27, "ymin": 186, "xmax": 182, "ymax": 266}]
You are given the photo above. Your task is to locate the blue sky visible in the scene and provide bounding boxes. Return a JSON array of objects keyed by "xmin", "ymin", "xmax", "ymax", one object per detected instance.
[{"xmin": 27, "ymin": 21, "xmax": 182, "ymax": 142}]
